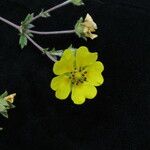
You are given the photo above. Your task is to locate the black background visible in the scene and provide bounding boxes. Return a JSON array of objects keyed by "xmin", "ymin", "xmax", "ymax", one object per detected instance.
[{"xmin": 0, "ymin": 0, "xmax": 150, "ymax": 149}]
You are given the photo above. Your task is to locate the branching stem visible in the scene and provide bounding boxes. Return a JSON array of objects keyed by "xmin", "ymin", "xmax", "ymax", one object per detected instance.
[
  {"xmin": 28, "ymin": 29, "xmax": 75, "ymax": 35},
  {"xmin": 0, "ymin": 0, "xmax": 75, "ymax": 62},
  {"xmin": 32, "ymin": 0, "xmax": 72, "ymax": 22},
  {"xmin": 25, "ymin": 34, "xmax": 57, "ymax": 62},
  {"xmin": 0, "ymin": 16, "xmax": 20, "ymax": 30}
]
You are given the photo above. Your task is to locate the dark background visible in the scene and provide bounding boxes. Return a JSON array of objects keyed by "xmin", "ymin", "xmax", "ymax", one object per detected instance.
[{"xmin": 0, "ymin": 0, "xmax": 150, "ymax": 149}]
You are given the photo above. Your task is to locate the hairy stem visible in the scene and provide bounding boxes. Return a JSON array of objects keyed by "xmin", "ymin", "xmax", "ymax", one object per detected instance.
[
  {"xmin": 32, "ymin": 0, "xmax": 72, "ymax": 22},
  {"xmin": 28, "ymin": 29, "xmax": 75, "ymax": 35},
  {"xmin": 0, "ymin": 16, "xmax": 57, "ymax": 62},
  {"xmin": 0, "ymin": 16, "xmax": 20, "ymax": 30},
  {"xmin": 25, "ymin": 34, "xmax": 57, "ymax": 62}
]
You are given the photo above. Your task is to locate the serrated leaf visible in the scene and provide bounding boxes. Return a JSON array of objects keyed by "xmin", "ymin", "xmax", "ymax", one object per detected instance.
[
  {"xmin": 75, "ymin": 17, "xmax": 84, "ymax": 38},
  {"xmin": 0, "ymin": 104, "xmax": 6, "ymax": 112},
  {"xmin": 28, "ymin": 24, "xmax": 35, "ymax": 29},
  {"xmin": 0, "ymin": 91, "xmax": 8, "ymax": 99},
  {"xmin": 43, "ymin": 48, "xmax": 49, "ymax": 54},
  {"xmin": 71, "ymin": 0, "xmax": 84, "ymax": 6},
  {"xmin": 1, "ymin": 110, "xmax": 8, "ymax": 118},
  {"xmin": 19, "ymin": 35, "xmax": 27, "ymax": 49},
  {"xmin": 67, "ymin": 44, "xmax": 77, "ymax": 52},
  {"xmin": 27, "ymin": 33, "xmax": 34, "ymax": 37},
  {"xmin": 0, "ymin": 98, "xmax": 9, "ymax": 107},
  {"xmin": 39, "ymin": 9, "xmax": 50, "ymax": 18},
  {"xmin": 6, "ymin": 103, "xmax": 15, "ymax": 109},
  {"xmin": 20, "ymin": 14, "xmax": 34, "ymax": 34},
  {"xmin": 24, "ymin": 13, "xmax": 34, "ymax": 24},
  {"xmin": 68, "ymin": 44, "xmax": 73, "ymax": 49},
  {"xmin": 41, "ymin": 12, "xmax": 50, "ymax": 18},
  {"xmin": 51, "ymin": 47, "xmax": 56, "ymax": 52},
  {"xmin": 10, "ymin": 104, "xmax": 16, "ymax": 109},
  {"xmin": 49, "ymin": 49, "xmax": 63, "ymax": 57}
]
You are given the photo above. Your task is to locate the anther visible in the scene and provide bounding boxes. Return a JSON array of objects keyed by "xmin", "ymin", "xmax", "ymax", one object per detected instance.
[
  {"xmin": 84, "ymin": 77, "xmax": 87, "ymax": 81},
  {"xmin": 79, "ymin": 67, "xmax": 82, "ymax": 72},
  {"xmin": 76, "ymin": 82, "xmax": 79, "ymax": 85}
]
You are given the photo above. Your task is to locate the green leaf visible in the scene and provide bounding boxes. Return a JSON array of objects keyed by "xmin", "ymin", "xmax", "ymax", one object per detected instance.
[
  {"xmin": 19, "ymin": 35, "xmax": 27, "ymax": 49},
  {"xmin": 6, "ymin": 103, "xmax": 16, "ymax": 109},
  {"xmin": 68, "ymin": 44, "xmax": 73, "ymax": 49},
  {"xmin": 20, "ymin": 14, "xmax": 34, "ymax": 35},
  {"xmin": 75, "ymin": 17, "xmax": 84, "ymax": 37},
  {"xmin": 43, "ymin": 48, "xmax": 49, "ymax": 54},
  {"xmin": 0, "ymin": 110, "xmax": 8, "ymax": 118},
  {"xmin": 27, "ymin": 33, "xmax": 34, "ymax": 37},
  {"xmin": 74, "ymin": 17, "xmax": 87, "ymax": 40},
  {"xmin": 0, "ymin": 91, "xmax": 8, "ymax": 99},
  {"xmin": 0, "ymin": 98, "xmax": 9, "ymax": 107},
  {"xmin": 0, "ymin": 104, "xmax": 6, "ymax": 112},
  {"xmin": 21, "ymin": 14, "xmax": 32, "ymax": 29},
  {"xmin": 24, "ymin": 13, "xmax": 34, "ymax": 24},
  {"xmin": 67, "ymin": 44, "xmax": 77, "ymax": 51},
  {"xmin": 49, "ymin": 48, "xmax": 63, "ymax": 57},
  {"xmin": 27, "ymin": 24, "xmax": 35, "ymax": 29},
  {"xmin": 39, "ymin": 9, "xmax": 50, "ymax": 18},
  {"xmin": 71, "ymin": 0, "xmax": 84, "ymax": 6},
  {"xmin": 10, "ymin": 104, "xmax": 16, "ymax": 109}
]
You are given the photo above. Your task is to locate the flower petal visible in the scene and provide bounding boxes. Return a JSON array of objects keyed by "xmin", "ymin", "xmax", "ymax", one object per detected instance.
[
  {"xmin": 71, "ymin": 85, "xmax": 86, "ymax": 105},
  {"xmin": 86, "ymin": 61, "xmax": 104, "ymax": 86},
  {"xmin": 76, "ymin": 46, "xmax": 98, "ymax": 68},
  {"xmin": 51, "ymin": 76, "xmax": 62, "ymax": 91},
  {"xmin": 71, "ymin": 82, "xmax": 97, "ymax": 104},
  {"xmin": 84, "ymin": 14, "xmax": 97, "ymax": 29},
  {"xmin": 83, "ymin": 83, "xmax": 97, "ymax": 99},
  {"xmin": 53, "ymin": 49, "xmax": 75, "ymax": 75},
  {"xmin": 89, "ymin": 33, "xmax": 98, "ymax": 40},
  {"xmin": 51, "ymin": 75, "xmax": 71, "ymax": 100}
]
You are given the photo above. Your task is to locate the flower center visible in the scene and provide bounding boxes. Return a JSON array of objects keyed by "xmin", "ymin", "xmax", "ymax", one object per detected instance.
[{"xmin": 69, "ymin": 67, "xmax": 87, "ymax": 86}]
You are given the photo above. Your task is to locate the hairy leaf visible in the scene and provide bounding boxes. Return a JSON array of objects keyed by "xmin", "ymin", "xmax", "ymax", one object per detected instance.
[{"xmin": 19, "ymin": 35, "xmax": 27, "ymax": 49}]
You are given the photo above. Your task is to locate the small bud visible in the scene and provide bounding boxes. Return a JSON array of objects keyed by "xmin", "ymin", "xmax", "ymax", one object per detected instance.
[
  {"xmin": 0, "ymin": 92, "xmax": 16, "ymax": 118},
  {"xmin": 75, "ymin": 14, "xmax": 98, "ymax": 40},
  {"xmin": 4, "ymin": 93, "xmax": 16, "ymax": 103}
]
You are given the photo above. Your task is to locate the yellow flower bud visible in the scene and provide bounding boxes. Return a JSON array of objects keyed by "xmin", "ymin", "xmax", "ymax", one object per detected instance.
[
  {"xmin": 82, "ymin": 14, "xmax": 98, "ymax": 40},
  {"xmin": 4, "ymin": 93, "xmax": 16, "ymax": 103},
  {"xmin": 75, "ymin": 14, "xmax": 98, "ymax": 40}
]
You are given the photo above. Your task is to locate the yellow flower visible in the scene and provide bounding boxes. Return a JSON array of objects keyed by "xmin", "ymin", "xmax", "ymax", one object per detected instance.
[
  {"xmin": 50, "ymin": 46, "xmax": 104, "ymax": 105},
  {"xmin": 75, "ymin": 14, "xmax": 98, "ymax": 40},
  {"xmin": 4, "ymin": 93, "xmax": 16, "ymax": 103}
]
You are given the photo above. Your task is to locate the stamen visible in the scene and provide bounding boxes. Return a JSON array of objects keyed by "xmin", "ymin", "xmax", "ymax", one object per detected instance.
[
  {"xmin": 70, "ymin": 67, "xmax": 87, "ymax": 86},
  {"xmin": 79, "ymin": 67, "xmax": 82, "ymax": 72},
  {"xmin": 84, "ymin": 77, "xmax": 87, "ymax": 81}
]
